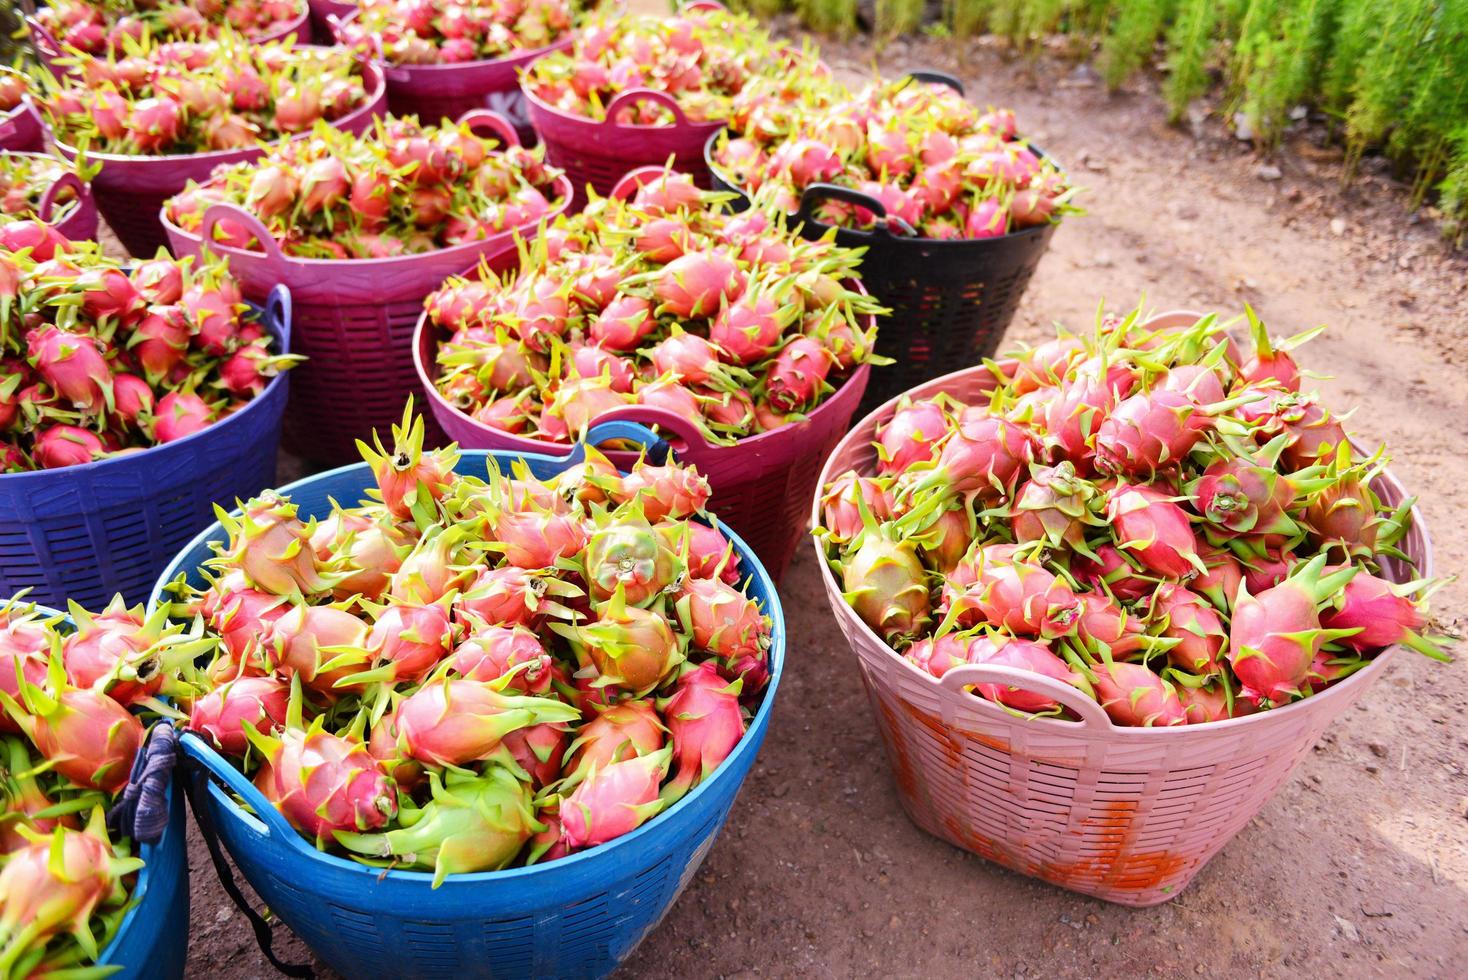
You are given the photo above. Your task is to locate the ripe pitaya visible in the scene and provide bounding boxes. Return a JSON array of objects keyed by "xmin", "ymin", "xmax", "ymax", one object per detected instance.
[
  {"xmin": 556, "ymin": 587, "xmax": 685, "ymax": 695},
  {"xmin": 357, "ymin": 403, "xmax": 461, "ymax": 523},
  {"xmin": 1151, "ymin": 584, "xmax": 1228, "ymax": 674},
  {"xmin": 214, "ymin": 493, "xmax": 343, "ymax": 596},
  {"xmin": 840, "ymin": 523, "xmax": 931, "ymax": 647},
  {"xmin": 563, "ymin": 699, "xmax": 665, "ymax": 783},
  {"xmin": 246, "ymin": 719, "xmax": 399, "ymax": 846},
  {"xmin": 1320, "ymin": 570, "xmax": 1449, "ymax": 660},
  {"xmin": 187, "ymin": 675, "xmax": 290, "ymax": 757},
  {"xmin": 660, "ymin": 662, "xmax": 744, "ymax": 802},
  {"xmin": 451, "ymin": 625, "xmax": 554, "ymax": 695},
  {"xmin": 675, "ymin": 577, "xmax": 769, "ymax": 660},
  {"xmin": 584, "ymin": 516, "xmax": 683, "ymax": 606},
  {"xmin": 1090, "ymin": 662, "xmax": 1187, "ymax": 727},
  {"xmin": 875, "ymin": 399, "xmax": 947, "ymax": 475},
  {"xmin": 1, "ymin": 659, "xmax": 143, "ymax": 793},
  {"xmin": 395, "ymin": 678, "xmax": 578, "ymax": 768},
  {"xmin": 1105, "ymin": 483, "xmax": 1204, "ymax": 578},
  {"xmin": 560, "ymin": 745, "xmax": 673, "ymax": 849}
]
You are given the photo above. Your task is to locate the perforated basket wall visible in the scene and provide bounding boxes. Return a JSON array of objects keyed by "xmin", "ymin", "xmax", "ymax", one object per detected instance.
[
  {"xmin": 163, "ymin": 172, "xmax": 571, "ymax": 465},
  {"xmin": 98, "ymin": 775, "xmax": 190, "ymax": 980},
  {"xmin": 0, "ymin": 291, "xmax": 289, "ymax": 613},
  {"xmin": 812, "ymin": 349, "xmax": 1433, "ymax": 907},
  {"xmin": 159, "ymin": 447, "xmax": 786, "ymax": 980}
]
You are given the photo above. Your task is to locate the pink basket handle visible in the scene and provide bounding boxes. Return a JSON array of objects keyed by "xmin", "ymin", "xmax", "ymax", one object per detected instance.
[
  {"xmin": 938, "ymin": 664, "xmax": 1113, "ymax": 729},
  {"xmin": 200, "ymin": 202, "xmax": 288, "ymax": 264},
  {"xmin": 1139, "ymin": 309, "xmax": 1206, "ymax": 332},
  {"xmin": 25, "ymin": 16, "xmax": 64, "ymax": 62},
  {"xmin": 680, "ymin": 0, "xmax": 728, "ymax": 10},
  {"xmin": 457, "ymin": 108, "xmax": 520, "ymax": 147},
  {"xmin": 609, "ymin": 165, "xmax": 685, "ymax": 201},
  {"xmin": 584, "ymin": 404, "xmax": 716, "ymax": 455},
  {"xmin": 603, "ymin": 88, "xmax": 690, "ymax": 129},
  {"xmin": 37, "ymin": 171, "xmax": 85, "ymax": 224}
]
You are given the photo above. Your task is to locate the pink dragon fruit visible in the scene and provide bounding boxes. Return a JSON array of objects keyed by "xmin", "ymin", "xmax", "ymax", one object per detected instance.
[
  {"xmin": 152, "ymin": 391, "xmax": 214, "ymax": 442},
  {"xmin": 1075, "ymin": 593, "xmax": 1146, "ymax": 657},
  {"xmin": 60, "ymin": 601, "xmax": 199, "ymax": 706},
  {"xmin": 215, "ymin": 493, "xmax": 342, "ymax": 596},
  {"xmin": 246, "ymin": 720, "xmax": 399, "ymax": 845},
  {"xmin": 1092, "ymin": 389, "xmax": 1211, "ymax": 476},
  {"xmin": 491, "ymin": 506, "xmax": 587, "ymax": 569},
  {"xmin": 968, "ymin": 637, "xmax": 1083, "ymax": 713},
  {"xmin": 1, "ymin": 663, "xmax": 143, "ymax": 793},
  {"xmin": 563, "ymin": 699, "xmax": 665, "ymax": 783},
  {"xmin": 617, "ymin": 460, "xmax": 711, "ymax": 522},
  {"xmin": 1010, "ymin": 461, "xmax": 1097, "ymax": 550},
  {"xmin": 501, "ymin": 723, "xmax": 570, "ymax": 789},
  {"xmin": 1105, "ymin": 483, "xmax": 1204, "ymax": 578},
  {"xmin": 1174, "ymin": 679, "xmax": 1250, "ymax": 724},
  {"xmin": 1190, "ymin": 545, "xmax": 1245, "ymax": 611},
  {"xmin": 903, "ymin": 411, "xmax": 1034, "ymax": 504},
  {"xmin": 556, "ymin": 588, "xmax": 685, "ymax": 695},
  {"xmin": 905, "ymin": 633, "xmax": 987, "ymax": 679},
  {"xmin": 129, "ymin": 306, "xmax": 191, "ymax": 383},
  {"xmin": 820, "ymin": 473, "xmax": 896, "ymax": 544},
  {"xmin": 1303, "ymin": 451, "xmax": 1383, "ymax": 560},
  {"xmin": 1151, "ymin": 584, "xmax": 1227, "ymax": 674},
  {"xmin": 26, "ymin": 327, "xmax": 110, "ymax": 412},
  {"xmin": 590, "ymin": 295, "xmax": 659, "ymax": 352},
  {"xmin": 584, "ymin": 517, "xmax": 683, "ymax": 606},
  {"xmin": 1320, "ymin": 570, "xmax": 1448, "ymax": 659},
  {"xmin": 560, "ymin": 746, "xmax": 673, "ymax": 849},
  {"xmin": 945, "ymin": 556, "xmax": 1082, "ymax": 639},
  {"xmin": 356, "ymin": 600, "xmax": 457, "ymax": 686},
  {"xmin": 458, "ymin": 565, "xmax": 573, "ymax": 628},
  {"xmin": 187, "ymin": 675, "xmax": 290, "ymax": 757},
  {"xmin": 708, "ymin": 292, "xmax": 793, "ymax": 365},
  {"xmin": 675, "ymin": 578, "xmax": 769, "ymax": 660},
  {"xmin": 1241, "ymin": 546, "xmax": 1295, "ymax": 593},
  {"xmin": 31, "ymin": 425, "xmax": 104, "ymax": 469},
  {"xmin": 1091, "ymin": 662, "xmax": 1187, "ymax": 727},
  {"xmin": 357, "ymin": 404, "xmax": 461, "ymax": 522},
  {"xmin": 388, "ymin": 526, "xmax": 470, "ymax": 604},
  {"xmin": 840, "ymin": 524, "xmax": 931, "ymax": 647},
  {"xmin": 653, "ymin": 251, "xmax": 744, "ymax": 319},
  {"xmin": 661, "ymin": 662, "xmax": 744, "ymax": 802},
  {"xmin": 264, "ymin": 603, "xmax": 370, "ymax": 694},
  {"xmin": 912, "ymin": 504, "xmax": 975, "ymax": 573},
  {"xmin": 452, "ymin": 625, "xmax": 554, "ymax": 694},
  {"xmin": 761, "ymin": 336, "xmax": 834, "ymax": 414},
  {"xmin": 667, "ymin": 520, "xmax": 741, "ymax": 585},
  {"xmin": 0, "ymin": 617, "xmax": 48, "ymax": 734},
  {"xmin": 1189, "ymin": 438, "xmax": 1316, "ymax": 540},
  {"xmin": 1228, "ymin": 555, "xmax": 1360, "ymax": 707},
  {"xmin": 395, "ymin": 678, "xmax": 578, "ymax": 767},
  {"xmin": 1071, "ymin": 543, "xmax": 1154, "ymax": 602},
  {"xmin": 309, "ymin": 507, "xmax": 409, "ymax": 601}
]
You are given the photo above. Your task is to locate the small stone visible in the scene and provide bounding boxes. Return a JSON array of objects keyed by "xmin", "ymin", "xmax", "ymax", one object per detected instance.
[
  {"xmin": 1334, "ymin": 915, "xmax": 1361, "ymax": 942},
  {"xmin": 1233, "ymin": 112, "xmax": 1255, "ymax": 142},
  {"xmin": 1330, "ymin": 217, "xmax": 1348, "ymax": 236},
  {"xmin": 1368, "ymin": 741, "xmax": 1388, "ymax": 758},
  {"xmin": 1257, "ymin": 164, "xmax": 1283, "ymax": 181},
  {"xmin": 1365, "ymin": 764, "xmax": 1380, "ymax": 774}
]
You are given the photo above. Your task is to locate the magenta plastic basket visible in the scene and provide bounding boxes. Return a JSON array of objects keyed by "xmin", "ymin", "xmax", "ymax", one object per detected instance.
[
  {"xmin": 307, "ymin": 0, "xmax": 354, "ymax": 40},
  {"xmin": 51, "ymin": 62, "xmax": 385, "ymax": 258},
  {"xmin": 162, "ymin": 113, "xmax": 573, "ymax": 466},
  {"xmin": 28, "ymin": 5, "xmax": 312, "ymax": 75},
  {"xmin": 328, "ymin": 9, "xmax": 572, "ymax": 143},
  {"xmin": 0, "ymin": 68, "xmax": 46, "ymax": 153},
  {"xmin": 812, "ymin": 314, "xmax": 1434, "ymax": 907},
  {"xmin": 0, "ymin": 288, "xmax": 292, "ymax": 610},
  {"xmin": 4, "ymin": 152, "xmax": 100, "ymax": 243}
]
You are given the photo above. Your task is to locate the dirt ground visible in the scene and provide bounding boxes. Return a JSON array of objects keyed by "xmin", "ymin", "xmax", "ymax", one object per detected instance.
[{"xmin": 169, "ymin": 31, "xmax": 1468, "ymax": 980}]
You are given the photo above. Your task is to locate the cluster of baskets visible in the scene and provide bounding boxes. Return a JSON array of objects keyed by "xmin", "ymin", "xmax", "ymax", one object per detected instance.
[{"xmin": 0, "ymin": 2, "xmax": 1442, "ymax": 978}]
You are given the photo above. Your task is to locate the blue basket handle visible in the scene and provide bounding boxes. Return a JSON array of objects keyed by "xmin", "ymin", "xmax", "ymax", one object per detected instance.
[
  {"xmin": 179, "ymin": 732, "xmax": 316, "ymax": 978},
  {"xmin": 264, "ymin": 284, "xmax": 293, "ymax": 355},
  {"xmin": 106, "ymin": 720, "xmax": 177, "ymax": 846},
  {"xmin": 905, "ymin": 69, "xmax": 965, "ymax": 96},
  {"xmin": 794, "ymin": 183, "xmax": 916, "ymax": 240}
]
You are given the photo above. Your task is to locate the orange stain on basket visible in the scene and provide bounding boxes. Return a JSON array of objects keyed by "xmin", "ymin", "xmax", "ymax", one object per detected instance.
[
  {"xmin": 876, "ymin": 699, "xmax": 919, "ymax": 798},
  {"xmin": 1040, "ymin": 801, "xmax": 1191, "ymax": 892}
]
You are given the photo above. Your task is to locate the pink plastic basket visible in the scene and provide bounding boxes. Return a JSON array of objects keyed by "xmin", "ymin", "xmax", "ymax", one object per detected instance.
[
  {"xmin": 411, "ymin": 166, "xmax": 873, "ymax": 579},
  {"xmin": 28, "ymin": 5, "xmax": 312, "ymax": 75},
  {"xmin": 328, "ymin": 10, "xmax": 573, "ymax": 143},
  {"xmin": 307, "ymin": 0, "xmax": 355, "ymax": 40},
  {"xmin": 4, "ymin": 152, "xmax": 99, "ymax": 243},
  {"xmin": 812, "ymin": 313, "xmax": 1435, "ymax": 906},
  {"xmin": 52, "ymin": 63, "xmax": 386, "ymax": 258},
  {"xmin": 0, "ymin": 69, "xmax": 46, "ymax": 153},
  {"xmin": 162, "ymin": 113, "xmax": 573, "ymax": 466}
]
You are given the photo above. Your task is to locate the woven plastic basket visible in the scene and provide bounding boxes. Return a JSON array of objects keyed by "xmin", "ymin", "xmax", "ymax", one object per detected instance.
[
  {"xmin": 328, "ymin": 9, "xmax": 572, "ymax": 143},
  {"xmin": 157, "ymin": 437, "xmax": 785, "ymax": 980},
  {"xmin": 0, "ymin": 288, "xmax": 292, "ymax": 610},
  {"xmin": 51, "ymin": 62, "xmax": 385, "ymax": 258},
  {"xmin": 161, "ymin": 114, "xmax": 573, "ymax": 466},
  {"xmin": 411, "ymin": 165, "xmax": 871, "ymax": 579},
  {"xmin": 811, "ymin": 327, "xmax": 1433, "ymax": 907},
  {"xmin": 4, "ymin": 151, "xmax": 99, "ymax": 242},
  {"xmin": 0, "ymin": 69, "xmax": 46, "ymax": 153}
]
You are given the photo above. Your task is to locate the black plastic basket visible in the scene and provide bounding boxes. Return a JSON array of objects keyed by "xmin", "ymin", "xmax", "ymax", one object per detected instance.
[{"xmin": 704, "ymin": 69, "xmax": 1062, "ymax": 414}]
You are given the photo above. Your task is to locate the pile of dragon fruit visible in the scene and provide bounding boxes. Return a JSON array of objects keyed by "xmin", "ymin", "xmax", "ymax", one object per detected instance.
[
  {"xmin": 168, "ymin": 408, "xmax": 772, "ymax": 875},
  {"xmin": 33, "ymin": 0, "xmax": 305, "ymax": 53},
  {"xmin": 817, "ymin": 307, "xmax": 1447, "ymax": 725},
  {"xmin": 525, "ymin": 7, "xmax": 822, "ymax": 125},
  {"xmin": 0, "ymin": 596, "xmax": 206, "ymax": 974},
  {"xmin": 0, "ymin": 69, "xmax": 26, "ymax": 113},
  {"xmin": 0, "ymin": 233, "xmax": 296, "ymax": 471},
  {"xmin": 37, "ymin": 34, "xmax": 372, "ymax": 153},
  {"xmin": 165, "ymin": 117, "xmax": 566, "ymax": 259},
  {"xmin": 715, "ymin": 75, "xmax": 1077, "ymax": 240},
  {"xmin": 337, "ymin": 0, "xmax": 584, "ymax": 65},
  {"xmin": 0, "ymin": 156, "xmax": 85, "ymax": 225},
  {"xmin": 424, "ymin": 170, "xmax": 884, "ymax": 442}
]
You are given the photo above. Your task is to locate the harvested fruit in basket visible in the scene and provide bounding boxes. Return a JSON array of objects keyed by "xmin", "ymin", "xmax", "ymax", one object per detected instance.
[
  {"xmin": 0, "ymin": 155, "xmax": 91, "ymax": 227},
  {"xmin": 336, "ymin": 0, "xmax": 589, "ymax": 65},
  {"xmin": 166, "ymin": 407, "xmax": 773, "ymax": 877},
  {"xmin": 423, "ymin": 169, "xmax": 886, "ymax": 442},
  {"xmin": 33, "ymin": 0, "xmax": 306, "ymax": 54},
  {"xmin": 0, "ymin": 70, "xmax": 26, "ymax": 113},
  {"xmin": 524, "ymin": 7, "xmax": 824, "ymax": 124},
  {"xmin": 815, "ymin": 305, "xmax": 1450, "ymax": 725},
  {"xmin": 0, "ymin": 233, "xmax": 297, "ymax": 472},
  {"xmin": 0, "ymin": 595, "xmax": 206, "ymax": 974},
  {"xmin": 714, "ymin": 74, "xmax": 1078, "ymax": 240},
  {"xmin": 165, "ymin": 116, "xmax": 567, "ymax": 259},
  {"xmin": 36, "ymin": 33, "xmax": 372, "ymax": 154}
]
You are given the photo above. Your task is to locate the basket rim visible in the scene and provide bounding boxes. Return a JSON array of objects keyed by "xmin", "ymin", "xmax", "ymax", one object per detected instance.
[
  {"xmin": 329, "ymin": 6, "xmax": 576, "ymax": 78},
  {"xmin": 48, "ymin": 61, "xmax": 386, "ymax": 167},
  {"xmin": 161, "ymin": 447, "xmax": 786, "ymax": 886},
  {"xmin": 702, "ymin": 126, "xmax": 1065, "ymax": 249},
  {"xmin": 810, "ymin": 350, "xmax": 1432, "ymax": 739},
  {"xmin": 0, "ymin": 292, "xmax": 288, "ymax": 486},
  {"xmin": 522, "ymin": 83, "xmax": 728, "ymax": 136}
]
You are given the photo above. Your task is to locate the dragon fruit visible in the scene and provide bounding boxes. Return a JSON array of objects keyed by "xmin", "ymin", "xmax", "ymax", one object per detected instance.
[
  {"xmin": 187, "ymin": 675, "xmax": 291, "ymax": 757},
  {"xmin": 670, "ymin": 520, "xmax": 742, "ymax": 585},
  {"xmin": 966, "ymin": 637, "xmax": 1083, "ymax": 713},
  {"xmin": 1152, "ymin": 585, "xmax": 1228, "ymax": 674},
  {"xmin": 246, "ymin": 719, "xmax": 399, "ymax": 845},
  {"xmin": 617, "ymin": 459, "xmax": 711, "ymax": 522},
  {"xmin": 584, "ymin": 517, "xmax": 683, "ymax": 606},
  {"xmin": 557, "ymin": 588, "xmax": 685, "ymax": 695},
  {"xmin": 214, "ymin": 493, "xmax": 343, "ymax": 597},
  {"xmin": 944, "ymin": 556, "xmax": 1083, "ymax": 639},
  {"xmin": 660, "ymin": 663, "xmax": 744, "ymax": 802},
  {"xmin": 451, "ymin": 625, "xmax": 554, "ymax": 695},
  {"xmin": 1, "ymin": 660, "xmax": 143, "ymax": 793},
  {"xmin": 560, "ymin": 746, "xmax": 673, "ymax": 849},
  {"xmin": 875, "ymin": 399, "xmax": 948, "ymax": 475},
  {"xmin": 358, "ymin": 405, "xmax": 461, "ymax": 523},
  {"xmin": 1105, "ymin": 483, "xmax": 1204, "ymax": 578},
  {"xmin": 1320, "ymin": 570, "xmax": 1448, "ymax": 660},
  {"xmin": 840, "ymin": 523, "xmax": 931, "ymax": 647},
  {"xmin": 563, "ymin": 699, "xmax": 665, "ymax": 782},
  {"xmin": 395, "ymin": 678, "xmax": 579, "ymax": 768},
  {"xmin": 902, "ymin": 411, "xmax": 1034, "ymax": 505},
  {"xmin": 1010, "ymin": 461, "xmax": 1098, "ymax": 550},
  {"xmin": 675, "ymin": 578, "xmax": 770, "ymax": 660},
  {"xmin": 1090, "ymin": 662, "xmax": 1187, "ymax": 727}
]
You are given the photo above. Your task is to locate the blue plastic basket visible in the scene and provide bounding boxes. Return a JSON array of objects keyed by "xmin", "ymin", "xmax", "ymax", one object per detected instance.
[
  {"xmin": 29, "ymin": 607, "xmax": 189, "ymax": 980},
  {"xmin": 156, "ymin": 427, "xmax": 786, "ymax": 980},
  {"xmin": 0, "ymin": 288, "xmax": 293, "ymax": 610}
]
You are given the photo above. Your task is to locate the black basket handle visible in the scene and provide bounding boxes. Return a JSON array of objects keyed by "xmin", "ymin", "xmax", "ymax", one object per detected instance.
[
  {"xmin": 794, "ymin": 183, "xmax": 916, "ymax": 240},
  {"xmin": 905, "ymin": 69, "xmax": 965, "ymax": 96}
]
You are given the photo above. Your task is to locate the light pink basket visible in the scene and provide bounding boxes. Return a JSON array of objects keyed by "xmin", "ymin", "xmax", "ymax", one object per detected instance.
[
  {"xmin": 162, "ymin": 110, "xmax": 573, "ymax": 465},
  {"xmin": 4, "ymin": 152, "xmax": 99, "ymax": 243},
  {"xmin": 411, "ymin": 166, "xmax": 873, "ymax": 579},
  {"xmin": 812, "ymin": 312, "xmax": 1435, "ymax": 906},
  {"xmin": 53, "ymin": 62, "xmax": 386, "ymax": 258}
]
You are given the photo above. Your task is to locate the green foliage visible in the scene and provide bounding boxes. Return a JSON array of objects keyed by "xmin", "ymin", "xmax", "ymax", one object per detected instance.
[
  {"xmin": 1098, "ymin": 0, "xmax": 1173, "ymax": 90},
  {"xmin": 877, "ymin": 0, "xmax": 927, "ymax": 42},
  {"xmin": 1162, "ymin": 0, "xmax": 1217, "ymax": 121},
  {"xmin": 947, "ymin": 0, "xmax": 994, "ymax": 37},
  {"xmin": 797, "ymin": 0, "xmax": 859, "ymax": 36},
  {"xmin": 1231, "ymin": 0, "xmax": 1344, "ymax": 148}
]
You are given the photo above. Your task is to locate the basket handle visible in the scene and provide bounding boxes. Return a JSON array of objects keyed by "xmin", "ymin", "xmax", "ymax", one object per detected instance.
[
  {"xmin": 905, "ymin": 69, "xmax": 965, "ymax": 96},
  {"xmin": 178, "ymin": 732, "xmax": 316, "ymax": 979},
  {"xmin": 105, "ymin": 720, "xmax": 177, "ymax": 846},
  {"xmin": 570, "ymin": 419, "xmax": 675, "ymax": 466},
  {"xmin": 37, "ymin": 171, "xmax": 85, "ymax": 224},
  {"xmin": 587, "ymin": 404, "xmax": 715, "ymax": 455},
  {"xmin": 794, "ymin": 183, "xmax": 912, "ymax": 240},
  {"xmin": 938, "ymin": 664, "xmax": 1113, "ymax": 729},
  {"xmin": 603, "ymin": 88, "xmax": 691, "ymax": 129},
  {"xmin": 457, "ymin": 108, "xmax": 520, "ymax": 147},
  {"xmin": 264, "ymin": 284, "xmax": 293, "ymax": 354},
  {"xmin": 24, "ymin": 16, "xmax": 64, "ymax": 64},
  {"xmin": 201, "ymin": 202, "xmax": 288, "ymax": 263}
]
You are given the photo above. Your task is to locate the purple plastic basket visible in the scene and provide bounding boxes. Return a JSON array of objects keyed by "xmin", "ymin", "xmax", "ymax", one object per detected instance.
[
  {"xmin": 0, "ymin": 67, "xmax": 46, "ymax": 153},
  {"xmin": 162, "ymin": 112, "xmax": 573, "ymax": 465},
  {"xmin": 0, "ymin": 288, "xmax": 292, "ymax": 610},
  {"xmin": 2, "ymin": 152, "xmax": 99, "ymax": 243},
  {"xmin": 51, "ymin": 62, "xmax": 386, "ymax": 258},
  {"xmin": 328, "ymin": 9, "xmax": 573, "ymax": 143}
]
